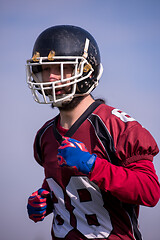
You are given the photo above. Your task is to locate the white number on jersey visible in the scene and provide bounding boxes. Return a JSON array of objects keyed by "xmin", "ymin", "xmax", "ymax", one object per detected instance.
[
  {"xmin": 112, "ymin": 109, "xmax": 135, "ymax": 123},
  {"xmin": 47, "ymin": 176, "xmax": 113, "ymax": 239}
]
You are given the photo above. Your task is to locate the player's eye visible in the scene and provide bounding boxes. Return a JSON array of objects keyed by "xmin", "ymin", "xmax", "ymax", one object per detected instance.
[{"xmin": 42, "ymin": 66, "xmax": 50, "ymax": 72}]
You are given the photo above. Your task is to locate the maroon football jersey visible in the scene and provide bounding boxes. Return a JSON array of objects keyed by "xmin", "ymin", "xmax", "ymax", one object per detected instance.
[{"xmin": 34, "ymin": 100, "xmax": 159, "ymax": 240}]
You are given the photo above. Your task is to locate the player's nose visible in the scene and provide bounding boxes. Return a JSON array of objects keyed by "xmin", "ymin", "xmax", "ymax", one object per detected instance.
[{"xmin": 49, "ymin": 66, "xmax": 61, "ymax": 82}]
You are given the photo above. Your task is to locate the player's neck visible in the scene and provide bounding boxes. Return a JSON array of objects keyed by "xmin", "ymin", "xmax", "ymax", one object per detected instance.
[{"xmin": 59, "ymin": 95, "xmax": 95, "ymax": 129}]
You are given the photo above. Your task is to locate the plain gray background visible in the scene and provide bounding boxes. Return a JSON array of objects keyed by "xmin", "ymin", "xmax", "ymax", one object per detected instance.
[{"xmin": 1, "ymin": 0, "xmax": 160, "ymax": 239}]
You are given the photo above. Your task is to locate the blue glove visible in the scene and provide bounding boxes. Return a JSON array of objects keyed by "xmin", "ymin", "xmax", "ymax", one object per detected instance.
[
  {"xmin": 57, "ymin": 137, "xmax": 96, "ymax": 174},
  {"xmin": 27, "ymin": 188, "xmax": 52, "ymax": 223}
]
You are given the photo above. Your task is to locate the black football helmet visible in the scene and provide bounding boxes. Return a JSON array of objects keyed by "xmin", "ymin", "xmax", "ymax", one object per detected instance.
[{"xmin": 26, "ymin": 25, "xmax": 103, "ymax": 106}]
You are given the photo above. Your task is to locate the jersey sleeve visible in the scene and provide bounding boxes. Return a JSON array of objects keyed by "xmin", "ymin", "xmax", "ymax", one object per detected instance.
[
  {"xmin": 33, "ymin": 118, "xmax": 56, "ymax": 166},
  {"xmin": 89, "ymin": 109, "xmax": 160, "ymax": 207},
  {"xmin": 116, "ymin": 123, "xmax": 159, "ymax": 165},
  {"xmin": 89, "ymin": 158, "xmax": 160, "ymax": 207}
]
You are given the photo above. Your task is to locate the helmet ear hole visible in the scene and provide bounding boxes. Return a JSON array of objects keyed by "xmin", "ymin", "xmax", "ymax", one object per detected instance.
[{"xmin": 76, "ymin": 78, "xmax": 93, "ymax": 93}]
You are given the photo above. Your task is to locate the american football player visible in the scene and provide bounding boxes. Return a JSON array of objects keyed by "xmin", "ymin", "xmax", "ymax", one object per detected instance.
[{"xmin": 26, "ymin": 25, "xmax": 160, "ymax": 240}]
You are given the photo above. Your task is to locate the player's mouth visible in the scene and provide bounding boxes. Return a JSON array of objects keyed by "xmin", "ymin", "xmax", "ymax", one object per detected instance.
[
  {"xmin": 44, "ymin": 85, "xmax": 73, "ymax": 97},
  {"xmin": 55, "ymin": 88, "xmax": 65, "ymax": 95}
]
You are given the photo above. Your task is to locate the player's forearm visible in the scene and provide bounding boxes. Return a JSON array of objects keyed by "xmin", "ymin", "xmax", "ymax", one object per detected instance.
[{"xmin": 89, "ymin": 158, "xmax": 160, "ymax": 207}]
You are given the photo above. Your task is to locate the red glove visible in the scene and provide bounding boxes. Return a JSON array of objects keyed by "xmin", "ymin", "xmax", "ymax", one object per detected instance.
[{"xmin": 27, "ymin": 188, "xmax": 52, "ymax": 223}]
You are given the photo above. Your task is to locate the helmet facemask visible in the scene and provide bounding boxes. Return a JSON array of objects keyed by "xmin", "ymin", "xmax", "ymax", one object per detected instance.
[{"xmin": 26, "ymin": 55, "xmax": 95, "ymax": 107}]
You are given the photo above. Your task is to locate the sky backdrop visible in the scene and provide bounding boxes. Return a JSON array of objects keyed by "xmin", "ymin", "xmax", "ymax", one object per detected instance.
[{"xmin": 1, "ymin": 0, "xmax": 160, "ymax": 239}]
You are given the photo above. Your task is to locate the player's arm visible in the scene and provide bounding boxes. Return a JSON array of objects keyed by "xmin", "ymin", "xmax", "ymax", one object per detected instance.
[
  {"xmin": 27, "ymin": 188, "xmax": 53, "ymax": 223},
  {"xmin": 89, "ymin": 157, "xmax": 160, "ymax": 207},
  {"xmin": 58, "ymin": 137, "xmax": 160, "ymax": 207}
]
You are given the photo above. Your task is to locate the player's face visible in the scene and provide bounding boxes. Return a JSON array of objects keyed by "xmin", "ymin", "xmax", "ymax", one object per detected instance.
[
  {"xmin": 42, "ymin": 64, "xmax": 74, "ymax": 82},
  {"xmin": 41, "ymin": 64, "xmax": 74, "ymax": 96}
]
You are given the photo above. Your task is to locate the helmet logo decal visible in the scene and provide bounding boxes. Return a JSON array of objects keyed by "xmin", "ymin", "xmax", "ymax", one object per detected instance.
[
  {"xmin": 83, "ymin": 63, "xmax": 92, "ymax": 72},
  {"xmin": 32, "ymin": 52, "xmax": 40, "ymax": 62},
  {"xmin": 48, "ymin": 50, "xmax": 55, "ymax": 61}
]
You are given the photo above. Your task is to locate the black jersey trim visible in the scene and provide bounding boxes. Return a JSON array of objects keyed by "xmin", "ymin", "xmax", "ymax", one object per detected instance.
[
  {"xmin": 88, "ymin": 113, "xmax": 119, "ymax": 165},
  {"xmin": 65, "ymin": 99, "xmax": 104, "ymax": 137},
  {"xmin": 35, "ymin": 120, "xmax": 55, "ymax": 165},
  {"xmin": 123, "ymin": 203, "xmax": 142, "ymax": 240},
  {"xmin": 52, "ymin": 99, "xmax": 104, "ymax": 144},
  {"xmin": 52, "ymin": 116, "xmax": 64, "ymax": 144}
]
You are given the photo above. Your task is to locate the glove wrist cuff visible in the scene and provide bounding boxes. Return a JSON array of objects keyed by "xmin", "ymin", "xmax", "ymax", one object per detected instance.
[{"xmin": 86, "ymin": 154, "xmax": 97, "ymax": 173}]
